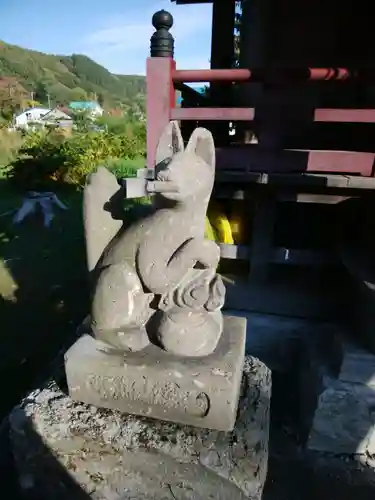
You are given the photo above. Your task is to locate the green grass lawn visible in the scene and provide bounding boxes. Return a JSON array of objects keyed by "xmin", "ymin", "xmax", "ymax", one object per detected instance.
[
  {"xmin": 0, "ymin": 158, "xmax": 145, "ymax": 418},
  {"xmin": 107, "ymin": 156, "xmax": 146, "ymax": 178}
]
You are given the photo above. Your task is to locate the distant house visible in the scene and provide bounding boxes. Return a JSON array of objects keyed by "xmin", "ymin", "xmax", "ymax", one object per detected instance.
[
  {"xmin": 68, "ymin": 101, "xmax": 103, "ymax": 117},
  {"xmin": 14, "ymin": 106, "xmax": 73, "ymax": 131},
  {"xmin": 41, "ymin": 108, "xmax": 72, "ymax": 128},
  {"xmin": 15, "ymin": 107, "xmax": 51, "ymax": 128},
  {"xmin": 58, "ymin": 106, "xmax": 72, "ymax": 117},
  {"xmin": 108, "ymin": 108, "xmax": 123, "ymax": 117}
]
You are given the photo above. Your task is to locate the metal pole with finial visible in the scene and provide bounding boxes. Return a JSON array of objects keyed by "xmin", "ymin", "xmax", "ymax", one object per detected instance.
[
  {"xmin": 150, "ymin": 10, "xmax": 174, "ymax": 58},
  {"xmin": 147, "ymin": 10, "xmax": 176, "ymax": 170}
]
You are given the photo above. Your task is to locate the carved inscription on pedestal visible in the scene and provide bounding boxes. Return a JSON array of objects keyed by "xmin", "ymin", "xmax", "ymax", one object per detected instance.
[{"xmin": 86, "ymin": 374, "xmax": 210, "ymax": 418}]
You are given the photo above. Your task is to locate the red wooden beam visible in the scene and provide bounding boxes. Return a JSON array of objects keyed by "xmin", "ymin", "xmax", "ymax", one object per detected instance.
[
  {"xmin": 306, "ymin": 150, "xmax": 374, "ymax": 174},
  {"xmin": 173, "ymin": 69, "xmax": 250, "ymax": 83},
  {"xmin": 314, "ymin": 109, "xmax": 375, "ymax": 123},
  {"xmin": 310, "ymin": 68, "xmax": 351, "ymax": 80},
  {"xmin": 172, "ymin": 0, "xmax": 213, "ymax": 4},
  {"xmin": 173, "ymin": 0, "xmax": 214, "ymax": 4},
  {"xmin": 215, "ymin": 147, "xmax": 375, "ymax": 176},
  {"xmin": 171, "ymin": 102, "xmax": 375, "ymax": 124},
  {"xmin": 172, "ymin": 67, "xmax": 354, "ymax": 83},
  {"xmin": 171, "ymin": 106, "xmax": 375, "ymax": 124},
  {"xmin": 171, "ymin": 107, "xmax": 254, "ymax": 121}
]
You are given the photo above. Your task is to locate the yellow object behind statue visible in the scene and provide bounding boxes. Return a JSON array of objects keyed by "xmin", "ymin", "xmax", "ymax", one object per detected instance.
[
  {"xmin": 207, "ymin": 205, "xmax": 234, "ymax": 244},
  {"xmin": 228, "ymin": 214, "xmax": 245, "ymax": 244},
  {"xmin": 205, "ymin": 216, "xmax": 217, "ymax": 241},
  {"xmin": 228, "ymin": 200, "xmax": 249, "ymax": 245}
]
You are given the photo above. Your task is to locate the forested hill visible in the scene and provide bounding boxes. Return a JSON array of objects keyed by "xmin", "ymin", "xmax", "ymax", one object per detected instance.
[{"xmin": 0, "ymin": 40, "xmax": 146, "ymax": 110}]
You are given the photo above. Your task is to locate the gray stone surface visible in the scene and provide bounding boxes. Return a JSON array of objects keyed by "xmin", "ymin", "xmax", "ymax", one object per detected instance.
[
  {"xmin": 339, "ymin": 342, "xmax": 375, "ymax": 387},
  {"xmin": 86, "ymin": 121, "xmax": 226, "ymax": 357},
  {"xmin": 308, "ymin": 335, "xmax": 375, "ymax": 457},
  {"xmin": 9, "ymin": 356, "xmax": 271, "ymax": 500},
  {"xmin": 308, "ymin": 381, "xmax": 375, "ymax": 455},
  {"xmin": 65, "ymin": 316, "xmax": 246, "ymax": 432}
]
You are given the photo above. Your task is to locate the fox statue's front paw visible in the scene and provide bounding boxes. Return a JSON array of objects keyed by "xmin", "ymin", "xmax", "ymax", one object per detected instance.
[
  {"xmin": 197, "ymin": 239, "xmax": 221, "ymax": 270},
  {"xmin": 94, "ymin": 327, "xmax": 150, "ymax": 353},
  {"xmin": 91, "ymin": 263, "xmax": 154, "ymax": 352}
]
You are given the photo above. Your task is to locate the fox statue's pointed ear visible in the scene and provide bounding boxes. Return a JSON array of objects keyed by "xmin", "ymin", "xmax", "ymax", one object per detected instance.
[
  {"xmin": 155, "ymin": 121, "xmax": 184, "ymax": 165},
  {"xmin": 186, "ymin": 127, "xmax": 215, "ymax": 169}
]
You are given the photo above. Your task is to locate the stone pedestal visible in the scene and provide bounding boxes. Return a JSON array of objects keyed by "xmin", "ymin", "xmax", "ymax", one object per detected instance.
[
  {"xmin": 9, "ymin": 357, "xmax": 271, "ymax": 500},
  {"xmin": 65, "ymin": 316, "xmax": 246, "ymax": 432}
]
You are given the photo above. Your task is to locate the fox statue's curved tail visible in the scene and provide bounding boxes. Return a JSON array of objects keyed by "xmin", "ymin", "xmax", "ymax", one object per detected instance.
[{"xmin": 83, "ymin": 167, "xmax": 123, "ymax": 273}]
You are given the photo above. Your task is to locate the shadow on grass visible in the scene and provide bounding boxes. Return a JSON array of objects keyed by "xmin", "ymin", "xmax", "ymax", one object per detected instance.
[
  {"xmin": 0, "ymin": 175, "xmax": 153, "ymax": 421},
  {"xmin": 0, "ymin": 179, "xmax": 89, "ymax": 419}
]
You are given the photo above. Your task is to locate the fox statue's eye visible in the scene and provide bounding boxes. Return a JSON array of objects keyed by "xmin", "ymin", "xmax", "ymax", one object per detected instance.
[
  {"xmin": 156, "ymin": 169, "xmax": 171, "ymax": 181},
  {"xmin": 156, "ymin": 156, "xmax": 171, "ymax": 169},
  {"xmin": 155, "ymin": 157, "xmax": 172, "ymax": 177}
]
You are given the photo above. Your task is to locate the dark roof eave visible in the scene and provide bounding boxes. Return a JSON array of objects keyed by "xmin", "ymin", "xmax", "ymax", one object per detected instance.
[{"xmin": 171, "ymin": 0, "xmax": 214, "ymax": 4}]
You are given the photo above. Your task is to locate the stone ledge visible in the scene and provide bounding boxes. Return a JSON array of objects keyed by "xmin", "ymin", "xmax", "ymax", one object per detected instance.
[{"xmin": 9, "ymin": 356, "xmax": 271, "ymax": 500}]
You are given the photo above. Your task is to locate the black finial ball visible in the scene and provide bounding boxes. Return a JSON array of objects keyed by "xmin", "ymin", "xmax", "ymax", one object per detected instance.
[
  {"xmin": 150, "ymin": 10, "xmax": 174, "ymax": 57},
  {"xmin": 152, "ymin": 10, "xmax": 173, "ymax": 30}
]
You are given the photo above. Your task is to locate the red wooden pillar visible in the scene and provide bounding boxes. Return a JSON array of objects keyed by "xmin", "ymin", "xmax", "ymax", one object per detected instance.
[
  {"xmin": 146, "ymin": 10, "xmax": 176, "ymax": 170},
  {"xmin": 146, "ymin": 58, "xmax": 175, "ymax": 170}
]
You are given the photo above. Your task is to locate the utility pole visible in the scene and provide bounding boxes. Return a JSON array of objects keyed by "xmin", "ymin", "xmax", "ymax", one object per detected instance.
[
  {"xmin": 47, "ymin": 93, "xmax": 51, "ymax": 108},
  {"xmin": 30, "ymin": 91, "xmax": 34, "ymax": 102}
]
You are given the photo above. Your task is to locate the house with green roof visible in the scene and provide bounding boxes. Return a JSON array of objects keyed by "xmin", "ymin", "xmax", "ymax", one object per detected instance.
[{"xmin": 68, "ymin": 101, "xmax": 104, "ymax": 117}]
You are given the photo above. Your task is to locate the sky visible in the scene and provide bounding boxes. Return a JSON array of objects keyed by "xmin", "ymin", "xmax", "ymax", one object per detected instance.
[{"xmin": 0, "ymin": 0, "xmax": 212, "ymax": 75}]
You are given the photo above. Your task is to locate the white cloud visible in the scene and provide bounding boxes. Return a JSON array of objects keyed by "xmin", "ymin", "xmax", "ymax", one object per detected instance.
[{"xmin": 82, "ymin": 0, "xmax": 212, "ymax": 74}]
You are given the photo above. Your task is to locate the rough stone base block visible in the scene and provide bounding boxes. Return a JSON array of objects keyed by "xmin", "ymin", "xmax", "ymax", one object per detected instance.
[
  {"xmin": 65, "ymin": 315, "xmax": 246, "ymax": 432},
  {"xmin": 308, "ymin": 381, "xmax": 375, "ymax": 455},
  {"xmin": 9, "ymin": 357, "xmax": 271, "ymax": 500},
  {"xmin": 308, "ymin": 340, "xmax": 375, "ymax": 457}
]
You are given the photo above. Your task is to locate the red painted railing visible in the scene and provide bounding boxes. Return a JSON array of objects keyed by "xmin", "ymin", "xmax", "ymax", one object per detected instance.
[
  {"xmin": 146, "ymin": 57, "xmax": 375, "ymax": 176},
  {"xmin": 172, "ymin": 67, "xmax": 353, "ymax": 83}
]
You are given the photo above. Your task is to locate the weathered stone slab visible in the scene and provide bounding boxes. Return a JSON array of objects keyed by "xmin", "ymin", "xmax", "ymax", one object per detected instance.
[
  {"xmin": 9, "ymin": 356, "xmax": 271, "ymax": 500},
  {"xmin": 339, "ymin": 342, "xmax": 375, "ymax": 387},
  {"xmin": 65, "ymin": 315, "xmax": 246, "ymax": 432},
  {"xmin": 308, "ymin": 381, "xmax": 375, "ymax": 455}
]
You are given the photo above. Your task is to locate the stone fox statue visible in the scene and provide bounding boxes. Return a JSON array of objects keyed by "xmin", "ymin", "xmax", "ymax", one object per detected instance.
[{"xmin": 84, "ymin": 121, "xmax": 225, "ymax": 356}]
